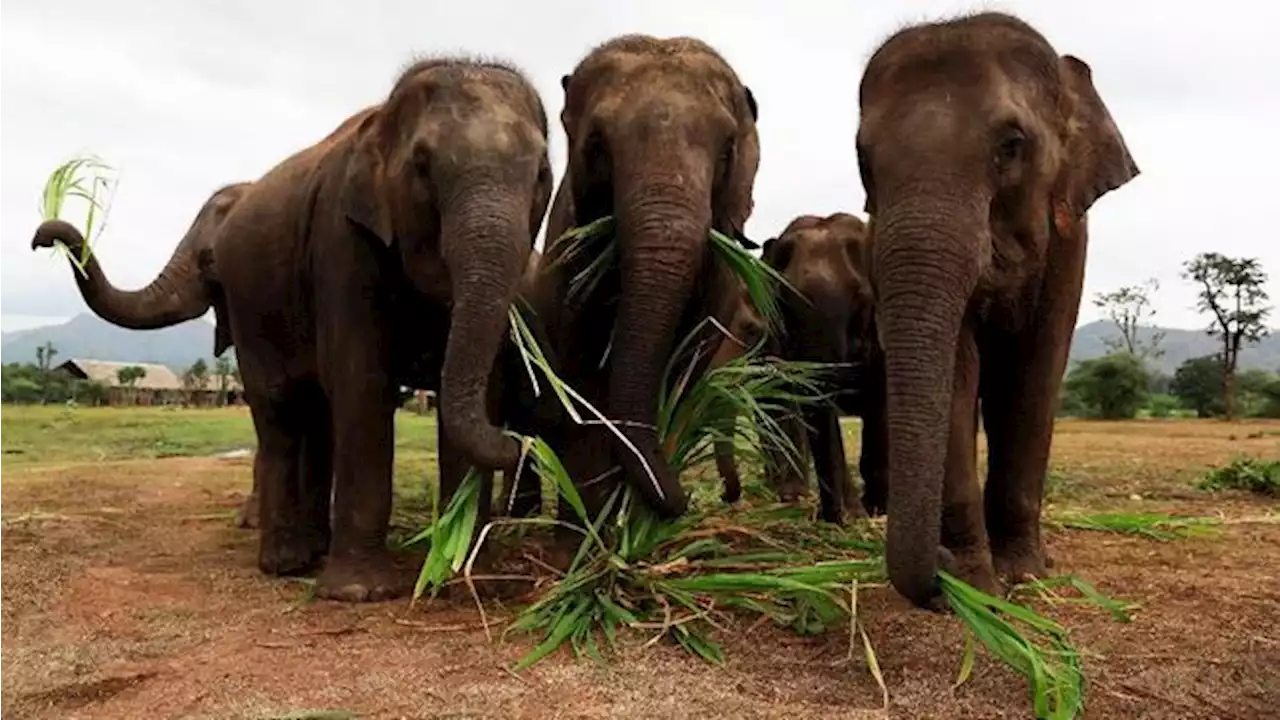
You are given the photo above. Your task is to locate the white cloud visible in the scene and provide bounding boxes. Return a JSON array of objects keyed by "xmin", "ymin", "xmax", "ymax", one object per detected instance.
[{"xmin": 3, "ymin": 0, "xmax": 1276, "ymax": 331}]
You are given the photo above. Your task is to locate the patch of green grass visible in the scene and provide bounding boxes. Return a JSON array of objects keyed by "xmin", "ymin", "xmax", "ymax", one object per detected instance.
[
  {"xmin": 1195, "ymin": 456, "xmax": 1280, "ymax": 497},
  {"xmin": 1047, "ymin": 511, "xmax": 1221, "ymax": 540},
  {"xmin": 1, "ymin": 406, "xmax": 257, "ymax": 466}
]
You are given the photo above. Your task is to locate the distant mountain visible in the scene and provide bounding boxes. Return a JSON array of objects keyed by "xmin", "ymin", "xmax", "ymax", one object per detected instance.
[
  {"xmin": 1068, "ymin": 320, "xmax": 1280, "ymax": 375},
  {"xmin": 1, "ymin": 313, "xmax": 229, "ymax": 373},
  {"xmin": 2, "ymin": 313, "xmax": 1275, "ymax": 378}
]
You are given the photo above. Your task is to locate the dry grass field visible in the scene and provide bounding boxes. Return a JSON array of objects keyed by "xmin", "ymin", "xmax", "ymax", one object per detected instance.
[{"xmin": 2, "ymin": 405, "xmax": 1277, "ymax": 719}]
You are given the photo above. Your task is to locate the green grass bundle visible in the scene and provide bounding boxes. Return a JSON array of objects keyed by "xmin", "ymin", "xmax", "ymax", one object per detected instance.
[
  {"xmin": 1048, "ymin": 511, "xmax": 1221, "ymax": 541},
  {"xmin": 408, "ymin": 218, "xmax": 1116, "ymax": 720},
  {"xmin": 38, "ymin": 155, "xmax": 118, "ymax": 277},
  {"xmin": 941, "ymin": 573, "xmax": 1086, "ymax": 720}
]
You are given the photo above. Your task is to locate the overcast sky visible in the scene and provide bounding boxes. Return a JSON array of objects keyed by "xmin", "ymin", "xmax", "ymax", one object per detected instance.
[{"xmin": 3, "ymin": 0, "xmax": 1277, "ymax": 333}]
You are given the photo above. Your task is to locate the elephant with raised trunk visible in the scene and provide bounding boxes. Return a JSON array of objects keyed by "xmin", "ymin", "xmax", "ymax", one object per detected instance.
[
  {"xmin": 711, "ymin": 213, "xmax": 888, "ymax": 524},
  {"xmin": 499, "ymin": 35, "xmax": 761, "ymax": 522},
  {"xmin": 32, "ymin": 57, "xmax": 554, "ymax": 603},
  {"xmin": 856, "ymin": 12, "xmax": 1139, "ymax": 608},
  {"xmin": 32, "ymin": 182, "xmax": 255, "ymax": 522},
  {"xmin": 31, "ymin": 180, "xmax": 250, "ymax": 356}
]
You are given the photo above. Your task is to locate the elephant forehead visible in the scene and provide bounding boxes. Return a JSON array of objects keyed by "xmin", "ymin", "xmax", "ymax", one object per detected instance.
[{"xmin": 429, "ymin": 104, "xmax": 544, "ymax": 156}]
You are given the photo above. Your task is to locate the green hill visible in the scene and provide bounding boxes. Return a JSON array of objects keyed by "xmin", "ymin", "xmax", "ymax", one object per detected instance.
[
  {"xmin": 1068, "ymin": 320, "xmax": 1279, "ymax": 375},
  {"xmin": 1, "ymin": 313, "xmax": 230, "ymax": 373}
]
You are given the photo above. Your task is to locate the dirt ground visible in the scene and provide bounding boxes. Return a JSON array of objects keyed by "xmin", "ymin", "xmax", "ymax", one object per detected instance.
[{"xmin": 2, "ymin": 416, "xmax": 1278, "ymax": 719}]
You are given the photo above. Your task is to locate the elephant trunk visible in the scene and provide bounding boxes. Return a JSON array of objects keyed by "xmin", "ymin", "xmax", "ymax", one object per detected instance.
[
  {"xmin": 437, "ymin": 190, "xmax": 527, "ymax": 472},
  {"xmin": 606, "ymin": 174, "xmax": 710, "ymax": 518},
  {"xmin": 31, "ymin": 219, "xmax": 210, "ymax": 329},
  {"xmin": 873, "ymin": 198, "xmax": 978, "ymax": 608}
]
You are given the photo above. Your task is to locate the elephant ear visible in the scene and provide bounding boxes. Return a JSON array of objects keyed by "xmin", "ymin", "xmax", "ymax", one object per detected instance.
[
  {"xmin": 744, "ymin": 86, "xmax": 758, "ymax": 121},
  {"xmin": 717, "ymin": 87, "xmax": 761, "ymax": 234},
  {"xmin": 1053, "ymin": 55, "xmax": 1140, "ymax": 235},
  {"xmin": 341, "ymin": 123, "xmax": 394, "ymax": 247},
  {"xmin": 761, "ymin": 236, "xmax": 789, "ymax": 269}
]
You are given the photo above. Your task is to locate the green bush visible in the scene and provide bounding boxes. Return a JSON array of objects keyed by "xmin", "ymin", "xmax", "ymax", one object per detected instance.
[
  {"xmin": 1144, "ymin": 393, "xmax": 1181, "ymax": 418},
  {"xmin": 1063, "ymin": 353, "xmax": 1151, "ymax": 420}
]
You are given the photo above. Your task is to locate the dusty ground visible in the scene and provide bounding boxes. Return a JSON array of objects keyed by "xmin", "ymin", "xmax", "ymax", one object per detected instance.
[{"xmin": 2, "ymin": 408, "xmax": 1278, "ymax": 719}]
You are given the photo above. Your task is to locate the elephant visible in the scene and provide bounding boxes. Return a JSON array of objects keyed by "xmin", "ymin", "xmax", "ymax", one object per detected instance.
[
  {"xmin": 31, "ymin": 182, "xmax": 255, "ymax": 522},
  {"xmin": 709, "ymin": 213, "xmax": 888, "ymax": 524},
  {"xmin": 31, "ymin": 180, "xmax": 250, "ymax": 352},
  {"xmin": 855, "ymin": 12, "xmax": 1139, "ymax": 608},
  {"xmin": 490, "ymin": 35, "xmax": 762, "ymax": 524},
  {"xmin": 32, "ymin": 58, "xmax": 554, "ymax": 602}
]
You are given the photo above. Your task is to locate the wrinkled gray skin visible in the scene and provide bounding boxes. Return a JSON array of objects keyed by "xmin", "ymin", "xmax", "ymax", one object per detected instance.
[{"xmin": 857, "ymin": 12, "xmax": 1139, "ymax": 608}]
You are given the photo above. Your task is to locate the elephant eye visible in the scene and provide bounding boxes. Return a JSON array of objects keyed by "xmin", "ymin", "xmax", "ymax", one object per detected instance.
[{"xmin": 995, "ymin": 128, "xmax": 1026, "ymax": 166}]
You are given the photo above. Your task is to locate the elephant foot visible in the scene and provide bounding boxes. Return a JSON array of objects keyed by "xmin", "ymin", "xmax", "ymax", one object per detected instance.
[
  {"xmin": 235, "ymin": 491, "xmax": 260, "ymax": 529},
  {"xmin": 842, "ymin": 493, "xmax": 869, "ymax": 522},
  {"xmin": 258, "ymin": 528, "xmax": 327, "ymax": 577},
  {"xmin": 774, "ymin": 478, "xmax": 808, "ymax": 504},
  {"xmin": 991, "ymin": 538, "xmax": 1050, "ymax": 585},
  {"xmin": 860, "ymin": 496, "xmax": 887, "ymax": 518},
  {"xmin": 316, "ymin": 548, "xmax": 409, "ymax": 603},
  {"xmin": 949, "ymin": 546, "xmax": 1001, "ymax": 597},
  {"xmin": 859, "ymin": 481, "xmax": 887, "ymax": 517}
]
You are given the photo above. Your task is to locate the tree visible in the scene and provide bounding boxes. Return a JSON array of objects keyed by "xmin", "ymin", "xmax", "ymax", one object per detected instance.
[
  {"xmin": 213, "ymin": 355, "xmax": 235, "ymax": 406},
  {"xmin": 1092, "ymin": 278, "xmax": 1165, "ymax": 359},
  {"xmin": 1063, "ymin": 352, "xmax": 1151, "ymax": 420},
  {"xmin": 1182, "ymin": 253, "xmax": 1272, "ymax": 420},
  {"xmin": 35, "ymin": 341, "xmax": 58, "ymax": 373},
  {"xmin": 183, "ymin": 358, "xmax": 210, "ymax": 405},
  {"xmin": 116, "ymin": 365, "xmax": 147, "ymax": 405},
  {"xmin": 1169, "ymin": 355, "xmax": 1225, "ymax": 418},
  {"xmin": 116, "ymin": 365, "xmax": 146, "ymax": 387}
]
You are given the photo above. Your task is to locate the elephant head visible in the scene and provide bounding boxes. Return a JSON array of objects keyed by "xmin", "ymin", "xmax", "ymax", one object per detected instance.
[
  {"xmin": 340, "ymin": 59, "xmax": 553, "ymax": 472},
  {"xmin": 763, "ymin": 213, "xmax": 875, "ymax": 368},
  {"xmin": 556, "ymin": 35, "xmax": 760, "ymax": 516},
  {"xmin": 856, "ymin": 13, "xmax": 1139, "ymax": 606},
  {"xmin": 30, "ymin": 182, "xmax": 252, "ymax": 338}
]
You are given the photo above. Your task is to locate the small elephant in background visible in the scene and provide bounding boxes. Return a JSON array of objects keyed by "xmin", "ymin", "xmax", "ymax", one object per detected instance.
[
  {"xmin": 857, "ymin": 12, "xmax": 1140, "ymax": 607},
  {"xmin": 710, "ymin": 213, "xmax": 887, "ymax": 525}
]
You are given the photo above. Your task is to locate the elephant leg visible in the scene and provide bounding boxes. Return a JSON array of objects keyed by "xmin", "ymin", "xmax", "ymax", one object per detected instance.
[
  {"xmin": 235, "ymin": 475, "xmax": 260, "ymax": 529},
  {"xmin": 714, "ymin": 437, "xmax": 741, "ymax": 504},
  {"xmin": 858, "ymin": 392, "xmax": 888, "ymax": 517},
  {"xmin": 254, "ymin": 393, "xmax": 323, "ymax": 576},
  {"xmin": 942, "ymin": 327, "xmax": 997, "ymax": 593},
  {"xmin": 806, "ymin": 405, "xmax": 851, "ymax": 525},
  {"xmin": 298, "ymin": 388, "xmax": 333, "ymax": 559},
  {"xmin": 766, "ymin": 406, "xmax": 810, "ymax": 502},
  {"xmin": 316, "ymin": 357, "xmax": 405, "ymax": 602},
  {"xmin": 980, "ymin": 330, "xmax": 1066, "ymax": 583}
]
